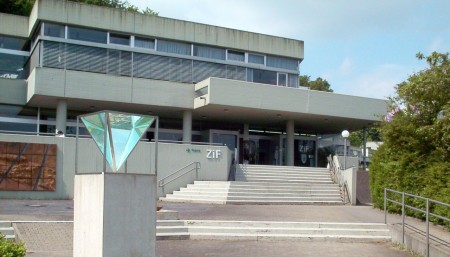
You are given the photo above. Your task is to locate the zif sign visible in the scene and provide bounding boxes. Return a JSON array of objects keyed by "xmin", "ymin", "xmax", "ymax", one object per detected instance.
[{"xmin": 206, "ymin": 149, "xmax": 222, "ymax": 159}]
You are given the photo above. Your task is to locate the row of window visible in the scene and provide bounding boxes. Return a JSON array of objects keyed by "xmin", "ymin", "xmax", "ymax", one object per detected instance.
[
  {"xmin": 40, "ymin": 41, "xmax": 298, "ymax": 87},
  {"xmin": 41, "ymin": 23, "xmax": 299, "ymax": 71}
]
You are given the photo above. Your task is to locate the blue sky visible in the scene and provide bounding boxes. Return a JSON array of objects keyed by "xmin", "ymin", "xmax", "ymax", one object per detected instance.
[{"xmin": 129, "ymin": 0, "xmax": 450, "ymax": 99}]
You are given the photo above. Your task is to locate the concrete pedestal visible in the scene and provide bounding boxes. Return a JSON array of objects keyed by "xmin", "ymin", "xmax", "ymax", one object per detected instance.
[{"xmin": 73, "ymin": 173, "xmax": 156, "ymax": 257}]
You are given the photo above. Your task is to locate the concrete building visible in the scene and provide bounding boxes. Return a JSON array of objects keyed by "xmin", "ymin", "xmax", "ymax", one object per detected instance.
[{"xmin": 0, "ymin": 0, "xmax": 387, "ymax": 199}]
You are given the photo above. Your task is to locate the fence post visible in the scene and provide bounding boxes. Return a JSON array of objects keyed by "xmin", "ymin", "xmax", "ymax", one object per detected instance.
[
  {"xmin": 402, "ymin": 192, "xmax": 405, "ymax": 245},
  {"xmin": 384, "ymin": 188, "xmax": 387, "ymax": 224},
  {"xmin": 426, "ymin": 198, "xmax": 429, "ymax": 257}
]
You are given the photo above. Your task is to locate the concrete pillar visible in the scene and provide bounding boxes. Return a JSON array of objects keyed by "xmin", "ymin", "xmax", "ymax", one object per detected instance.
[
  {"xmin": 286, "ymin": 120, "xmax": 295, "ymax": 166},
  {"xmin": 182, "ymin": 110, "xmax": 192, "ymax": 143},
  {"xmin": 243, "ymin": 123, "xmax": 249, "ymax": 141},
  {"xmin": 56, "ymin": 99, "xmax": 67, "ymax": 134},
  {"xmin": 74, "ymin": 173, "xmax": 156, "ymax": 257}
]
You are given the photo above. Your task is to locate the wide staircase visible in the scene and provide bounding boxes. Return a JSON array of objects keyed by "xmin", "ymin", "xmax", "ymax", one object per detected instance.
[{"xmin": 160, "ymin": 164, "xmax": 343, "ymax": 205}]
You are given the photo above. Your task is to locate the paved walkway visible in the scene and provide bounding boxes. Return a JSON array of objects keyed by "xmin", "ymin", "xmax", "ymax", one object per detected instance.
[{"xmin": 1, "ymin": 200, "xmax": 448, "ymax": 257}]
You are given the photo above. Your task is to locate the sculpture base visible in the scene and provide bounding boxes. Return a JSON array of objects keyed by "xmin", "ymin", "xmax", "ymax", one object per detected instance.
[{"xmin": 73, "ymin": 173, "xmax": 156, "ymax": 257}]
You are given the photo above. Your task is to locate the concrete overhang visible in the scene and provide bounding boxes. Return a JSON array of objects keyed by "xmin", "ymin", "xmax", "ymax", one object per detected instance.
[{"xmin": 194, "ymin": 77, "xmax": 388, "ymax": 133}]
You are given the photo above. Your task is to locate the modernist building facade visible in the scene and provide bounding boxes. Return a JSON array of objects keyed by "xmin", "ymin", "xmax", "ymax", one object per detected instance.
[{"xmin": 0, "ymin": 0, "xmax": 387, "ymax": 170}]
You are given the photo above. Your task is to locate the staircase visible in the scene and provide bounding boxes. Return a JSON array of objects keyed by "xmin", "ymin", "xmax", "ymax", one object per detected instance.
[
  {"xmin": 0, "ymin": 221, "xmax": 15, "ymax": 241},
  {"xmin": 160, "ymin": 165, "xmax": 343, "ymax": 205},
  {"xmin": 156, "ymin": 220, "xmax": 391, "ymax": 242}
]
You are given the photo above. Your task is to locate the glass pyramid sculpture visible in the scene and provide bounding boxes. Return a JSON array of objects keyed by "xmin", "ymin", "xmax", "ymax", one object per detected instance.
[{"xmin": 80, "ymin": 111, "xmax": 155, "ymax": 172}]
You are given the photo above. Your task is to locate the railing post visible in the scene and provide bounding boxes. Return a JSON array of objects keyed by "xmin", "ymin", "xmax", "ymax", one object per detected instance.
[
  {"xmin": 426, "ymin": 198, "xmax": 429, "ymax": 257},
  {"xmin": 384, "ymin": 188, "xmax": 387, "ymax": 224},
  {"xmin": 402, "ymin": 192, "xmax": 405, "ymax": 245}
]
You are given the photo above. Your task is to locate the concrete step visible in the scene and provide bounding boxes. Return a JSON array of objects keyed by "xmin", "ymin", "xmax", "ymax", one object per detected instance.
[
  {"xmin": 0, "ymin": 221, "xmax": 12, "ymax": 228},
  {"xmin": 192, "ymin": 181, "xmax": 339, "ymax": 188},
  {"xmin": 235, "ymin": 173, "xmax": 332, "ymax": 179},
  {"xmin": 155, "ymin": 220, "xmax": 391, "ymax": 242},
  {"xmin": 237, "ymin": 169, "xmax": 330, "ymax": 175},
  {"xmin": 239, "ymin": 165, "xmax": 328, "ymax": 172},
  {"xmin": 234, "ymin": 178, "xmax": 334, "ymax": 184},
  {"xmin": 179, "ymin": 189, "xmax": 340, "ymax": 195},
  {"xmin": 165, "ymin": 194, "xmax": 342, "ymax": 201},
  {"xmin": 160, "ymin": 197, "xmax": 343, "ymax": 205},
  {"xmin": 173, "ymin": 191, "xmax": 340, "ymax": 198},
  {"xmin": 0, "ymin": 227, "xmax": 14, "ymax": 236}
]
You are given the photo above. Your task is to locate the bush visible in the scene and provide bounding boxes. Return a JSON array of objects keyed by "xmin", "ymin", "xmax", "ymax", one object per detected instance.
[
  {"xmin": 370, "ymin": 52, "xmax": 450, "ymax": 228},
  {"xmin": 0, "ymin": 233, "xmax": 27, "ymax": 257}
]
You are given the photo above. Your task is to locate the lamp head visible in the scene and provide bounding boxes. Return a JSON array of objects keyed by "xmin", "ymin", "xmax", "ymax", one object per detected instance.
[{"xmin": 341, "ymin": 130, "xmax": 350, "ymax": 138}]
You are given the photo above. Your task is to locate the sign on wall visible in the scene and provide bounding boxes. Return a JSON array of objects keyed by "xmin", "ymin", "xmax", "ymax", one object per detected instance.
[{"xmin": 0, "ymin": 142, "xmax": 57, "ymax": 191}]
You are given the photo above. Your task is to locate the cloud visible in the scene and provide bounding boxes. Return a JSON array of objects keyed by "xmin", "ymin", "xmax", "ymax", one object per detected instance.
[{"xmin": 335, "ymin": 64, "xmax": 410, "ymax": 99}]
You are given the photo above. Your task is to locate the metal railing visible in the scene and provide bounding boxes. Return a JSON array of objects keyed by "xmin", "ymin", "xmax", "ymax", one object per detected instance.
[
  {"xmin": 158, "ymin": 162, "xmax": 201, "ymax": 194},
  {"xmin": 384, "ymin": 188, "xmax": 450, "ymax": 257},
  {"xmin": 327, "ymin": 155, "xmax": 350, "ymax": 204}
]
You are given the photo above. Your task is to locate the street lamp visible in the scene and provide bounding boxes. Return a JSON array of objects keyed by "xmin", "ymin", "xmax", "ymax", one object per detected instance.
[{"xmin": 341, "ymin": 130, "xmax": 350, "ymax": 170}]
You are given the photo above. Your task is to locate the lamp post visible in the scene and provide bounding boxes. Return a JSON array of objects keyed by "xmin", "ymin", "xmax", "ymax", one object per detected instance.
[{"xmin": 341, "ymin": 130, "xmax": 350, "ymax": 170}]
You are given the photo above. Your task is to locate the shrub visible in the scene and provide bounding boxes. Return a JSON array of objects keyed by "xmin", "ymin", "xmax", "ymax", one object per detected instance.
[{"xmin": 0, "ymin": 233, "xmax": 27, "ymax": 257}]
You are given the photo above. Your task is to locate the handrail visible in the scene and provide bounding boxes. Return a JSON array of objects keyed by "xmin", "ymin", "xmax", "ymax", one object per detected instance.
[
  {"xmin": 384, "ymin": 188, "xmax": 450, "ymax": 257},
  {"xmin": 158, "ymin": 162, "xmax": 201, "ymax": 193},
  {"xmin": 327, "ymin": 155, "xmax": 350, "ymax": 204}
]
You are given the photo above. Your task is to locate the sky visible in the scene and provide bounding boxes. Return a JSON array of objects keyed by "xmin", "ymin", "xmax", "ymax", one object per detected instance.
[{"xmin": 129, "ymin": 0, "xmax": 450, "ymax": 99}]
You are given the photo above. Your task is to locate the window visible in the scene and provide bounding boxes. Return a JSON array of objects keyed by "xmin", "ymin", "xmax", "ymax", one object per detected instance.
[
  {"xmin": 68, "ymin": 26, "xmax": 107, "ymax": 44},
  {"xmin": 194, "ymin": 45, "xmax": 226, "ymax": 60},
  {"xmin": 0, "ymin": 36, "xmax": 27, "ymax": 51},
  {"xmin": 109, "ymin": 33, "xmax": 130, "ymax": 46},
  {"xmin": 44, "ymin": 23, "xmax": 65, "ymax": 38},
  {"xmin": 266, "ymin": 55, "xmax": 298, "ymax": 71},
  {"xmin": 248, "ymin": 53, "xmax": 265, "ymax": 65},
  {"xmin": 248, "ymin": 69, "xmax": 277, "ymax": 85},
  {"xmin": 288, "ymin": 74, "xmax": 298, "ymax": 88},
  {"xmin": 156, "ymin": 40, "xmax": 190, "ymax": 55},
  {"xmin": 0, "ymin": 53, "xmax": 26, "ymax": 79},
  {"xmin": 135, "ymin": 37, "xmax": 155, "ymax": 49},
  {"xmin": 278, "ymin": 73, "xmax": 287, "ymax": 86},
  {"xmin": 227, "ymin": 50, "xmax": 244, "ymax": 62}
]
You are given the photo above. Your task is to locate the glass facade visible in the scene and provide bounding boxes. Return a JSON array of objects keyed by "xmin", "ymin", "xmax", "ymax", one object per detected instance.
[
  {"xmin": 68, "ymin": 26, "xmax": 107, "ymax": 44},
  {"xmin": 0, "ymin": 53, "xmax": 27, "ymax": 79}
]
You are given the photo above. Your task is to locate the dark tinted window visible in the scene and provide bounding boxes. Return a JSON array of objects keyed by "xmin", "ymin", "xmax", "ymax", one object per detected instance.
[
  {"xmin": 110, "ymin": 33, "xmax": 130, "ymax": 45},
  {"xmin": 135, "ymin": 37, "xmax": 155, "ymax": 49},
  {"xmin": 0, "ymin": 36, "xmax": 27, "ymax": 51},
  {"xmin": 68, "ymin": 26, "xmax": 107, "ymax": 44},
  {"xmin": 251, "ymin": 69, "xmax": 277, "ymax": 85},
  {"xmin": 193, "ymin": 45, "xmax": 225, "ymax": 60},
  {"xmin": 267, "ymin": 55, "xmax": 298, "ymax": 70},
  {"xmin": 44, "ymin": 23, "xmax": 65, "ymax": 38},
  {"xmin": 0, "ymin": 53, "xmax": 26, "ymax": 79},
  {"xmin": 248, "ymin": 53, "xmax": 264, "ymax": 65},
  {"xmin": 157, "ymin": 40, "xmax": 190, "ymax": 55},
  {"xmin": 227, "ymin": 50, "xmax": 244, "ymax": 62}
]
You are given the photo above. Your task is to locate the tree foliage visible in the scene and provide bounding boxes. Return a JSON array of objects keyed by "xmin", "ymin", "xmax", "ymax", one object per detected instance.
[
  {"xmin": 348, "ymin": 127, "xmax": 381, "ymax": 147},
  {"xmin": 299, "ymin": 75, "xmax": 333, "ymax": 92},
  {"xmin": 370, "ymin": 52, "xmax": 450, "ymax": 226},
  {"xmin": 0, "ymin": 0, "xmax": 158, "ymax": 16}
]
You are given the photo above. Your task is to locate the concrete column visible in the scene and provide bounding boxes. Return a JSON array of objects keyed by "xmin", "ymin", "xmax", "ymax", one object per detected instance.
[
  {"xmin": 243, "ymin": 123, "xmax": 249, "ymax": 141},
  {"xmin": 56, "ymin": 99, "xmax": 67, "ymax": 134},
  {"xmin": 182, "ymin": 110, "xmax": 192, "ymax": 143},
  {"xmin": 286, "ymin": 120, "xmax": 295, "ymax": 166}
]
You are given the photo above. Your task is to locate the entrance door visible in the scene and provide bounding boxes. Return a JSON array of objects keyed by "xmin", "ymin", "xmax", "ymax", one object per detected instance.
[
  {"xmin": 210, "ymin": 130, "xmax": 239, "ymax": 160},
  {"xmin": 246, "ymin": 135, "xmax": 279, "ymax": 165},
  {"xmin": 279, "ymin": 136, "xmax": 318, "ymax": 167}
]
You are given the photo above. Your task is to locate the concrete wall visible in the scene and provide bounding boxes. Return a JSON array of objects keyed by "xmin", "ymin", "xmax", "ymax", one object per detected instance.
[
  {"xmin": 27, "ymin": 0, "xmax": 303, "ymax": 58},
  {"xmin": 0, "ymin": 134, "xmax": 230, "ymax": 199},
  {"xmin": 205, "ymin": 77, "xmax": 387, "ymax": 121},
  {"xmin": 0, "ymin": 78, "xmax": 27, "ymax": 105},
  {"xmin": 0, "ymin": 13, "xmax": 29, "ymax": 38},
  {"xmin": 28, "ymin": 67, "xmax": 195, "ymax": 109}
]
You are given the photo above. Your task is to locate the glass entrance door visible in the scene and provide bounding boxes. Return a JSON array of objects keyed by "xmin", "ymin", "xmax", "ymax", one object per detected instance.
[{"xmin": 210, "ymin": 130, "xmax": 239, "ymax": 159}]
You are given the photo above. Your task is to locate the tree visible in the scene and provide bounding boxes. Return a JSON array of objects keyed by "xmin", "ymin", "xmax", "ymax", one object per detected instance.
[
  {"xmin": 348, "ymin": 127, "xmax": 381, "ymax": 147},
  {"xmin": 369, "ymin": 52, "xmax": 450, "ymax": 225},
  {"xmin": 299, "ymin": 75, "xmax": 333, "ymax": 92},
  {"xmin": 0, "ymin": 0, "xmax": 158, "ymax": 16}
]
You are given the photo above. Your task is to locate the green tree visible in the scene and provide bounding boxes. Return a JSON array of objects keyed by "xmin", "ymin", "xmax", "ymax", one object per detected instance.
[
  {"xmin": 348, "ymin": 127, "xmax": 381, "ymax": 147},
  {"xmin": 0, "ymin": 0, "xmax": 158, "ymax": 16},
  {"xmin": 299, "ymin": 75, "xmax": 333, "ymax": 92},
  {"xmin": 370, "ymin": 52, "xmax": 450, "ymax": 225}
]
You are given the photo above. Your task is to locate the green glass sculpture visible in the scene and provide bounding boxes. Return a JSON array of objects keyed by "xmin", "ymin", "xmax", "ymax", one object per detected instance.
[{"xmin": 81, "ymin": 111, "xmax": 154, "ymax": 172}]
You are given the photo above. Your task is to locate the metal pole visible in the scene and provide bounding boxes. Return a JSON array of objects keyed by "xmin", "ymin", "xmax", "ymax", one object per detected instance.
[
  {"xmin": 363, "ymin": 127, "xmax": 367, "ymax": 171},
  {"xmin": 384, "ymin": 188, "xmax": 387, "ymax": 224},
  {"xmin": 426, "ymin": 198, "xmax": 429, "ymax": 257},
  {"xmin": 155, "ymin": 117, "xmax": 159, "ymax": 176},
  {"xmin": 343, "ymin": 138, "xmax": 347, "ymax": 170},
  {"xmin": 402, "ymin": 192, "xmax": 405, "ymax": 245},
  {"xmin": 75, "ymin": 117, "xmax": 79, "ymax": 175},
  {"xmin": 36, "ymin": 107, "xmax": 40, "ymax": 135}
]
